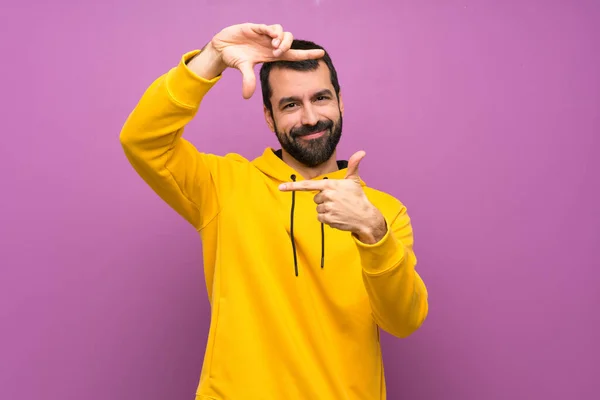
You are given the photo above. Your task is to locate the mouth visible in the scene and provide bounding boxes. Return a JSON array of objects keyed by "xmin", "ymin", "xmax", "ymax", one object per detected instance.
[{"xmin": 298, "ymin": 130, "xmax": 327, "ymax": 140}]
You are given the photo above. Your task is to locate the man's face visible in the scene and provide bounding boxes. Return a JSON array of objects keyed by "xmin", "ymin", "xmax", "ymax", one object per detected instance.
[{"xmin": 265, "ymin": 61, "xmax": 344, "ymax": 168}]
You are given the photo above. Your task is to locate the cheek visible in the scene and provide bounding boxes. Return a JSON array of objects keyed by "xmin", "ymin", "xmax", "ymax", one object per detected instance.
[
  {"xmin": 276, "ymin": 114, "xmax": 301, "ymax": 133},
  {"xmin": 323, "ymin": 104, "xmax": 342, "ymax": 121}
]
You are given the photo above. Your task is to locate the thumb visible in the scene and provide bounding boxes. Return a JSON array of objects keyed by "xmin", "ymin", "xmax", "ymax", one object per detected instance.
[
  {"xmin": 238, "ymin": 61, "xmax": 256, "ymax": 99},
  {"xmin": 345, "ymin": 150, "xmax": 366, "ymax": 180}
]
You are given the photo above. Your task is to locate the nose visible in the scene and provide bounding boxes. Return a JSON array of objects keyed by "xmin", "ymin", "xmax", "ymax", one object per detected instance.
[{"xmin": 300, "ymin": 104, "xmax": 319, "ymax": 126}]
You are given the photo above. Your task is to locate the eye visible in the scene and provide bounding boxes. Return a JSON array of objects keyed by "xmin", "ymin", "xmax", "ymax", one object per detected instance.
[
  {"xmin": 315, "ymin": 96, "xmax": 329, "ymax": 102},
  {"xmin": 283, "ymin": 103, "xmax": 297, "ymax": 109}
]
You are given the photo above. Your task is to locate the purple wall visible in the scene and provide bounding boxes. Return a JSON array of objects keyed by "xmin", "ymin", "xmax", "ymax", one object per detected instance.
[{"xmin": 2, "ymin": 1, "xmax": 599, "ymax": 399}]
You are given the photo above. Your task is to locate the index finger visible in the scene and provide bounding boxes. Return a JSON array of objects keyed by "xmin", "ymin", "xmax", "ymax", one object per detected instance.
[
  {"xmin": 279, "ymin": 180, "xmax": 328, "ymax": 192},
  {"xmin": 281, "ymin": 48, "xmax": 325, "ymax": 61}
]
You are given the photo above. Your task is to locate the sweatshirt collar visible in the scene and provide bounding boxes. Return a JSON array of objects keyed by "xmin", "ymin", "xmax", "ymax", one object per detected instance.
[{"xmin": 252, "ymin": 147, "xmax": 365, "ymax": 185}]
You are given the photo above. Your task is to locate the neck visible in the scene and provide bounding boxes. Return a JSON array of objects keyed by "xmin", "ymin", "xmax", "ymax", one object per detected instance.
[{"xmin": 281, "ymin": 149, "xmax": 339, "ymax": 180}]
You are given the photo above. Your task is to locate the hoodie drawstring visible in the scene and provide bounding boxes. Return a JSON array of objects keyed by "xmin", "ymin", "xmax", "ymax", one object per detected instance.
[
  {"xmin": 290, "ymin": 174, "xmax": 299, "ymax": 276},
  {"xmin": 321, "ymin": 177, "xmax": 328, "ymax": 270},
  {"xmin": 289, "ymin": 174, "xmax": 327, "ymax": 277}
]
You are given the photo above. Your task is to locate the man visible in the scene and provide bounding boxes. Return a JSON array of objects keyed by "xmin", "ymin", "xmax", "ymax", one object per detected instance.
[{"xmin": 120, "ymin": 22, "xmax": 428, "ymax": 400}]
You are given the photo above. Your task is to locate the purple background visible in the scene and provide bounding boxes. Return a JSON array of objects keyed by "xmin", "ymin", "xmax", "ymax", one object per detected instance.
[{"xmin": 2, "ymin": 1, "xmax": 599, "ymax": 399}]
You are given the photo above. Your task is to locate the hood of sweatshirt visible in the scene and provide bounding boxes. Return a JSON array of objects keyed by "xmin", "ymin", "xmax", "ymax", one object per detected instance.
[
  {"xmin": 251, "ymin": 147, "xmax": 366, "ymax": 276},
  {"xmin": 251, "ymin": 147, "xmax": 367, "ymax": 184}
]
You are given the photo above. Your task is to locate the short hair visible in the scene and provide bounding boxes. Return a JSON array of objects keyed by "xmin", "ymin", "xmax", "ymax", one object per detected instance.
[{"xmin": 259, "ymin": 39, "xmax": 341, "ymax": 114}]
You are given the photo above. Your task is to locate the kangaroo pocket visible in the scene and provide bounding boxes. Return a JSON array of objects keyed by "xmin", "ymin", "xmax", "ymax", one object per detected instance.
[{"xmin": 203, "ymin": 295, "xmax": 282, "ymax": 397}]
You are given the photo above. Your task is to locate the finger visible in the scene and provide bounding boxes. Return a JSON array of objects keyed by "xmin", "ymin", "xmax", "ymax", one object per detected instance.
[
  {"xmin": 281, "ymin": 48, "xmax": 325, "ymax": 61},
  {"xmin": 314, "ymin": 189, "xmax": 334, "ymax": 204},
  {"xmin": 273, "ymin": 31, "xmax": 293, "ymax": 57},
  {"xmin": 279, "ymin": 180, "xmax": 328, "ymax": 192},
  {"xmin": 316, "ymin": 203, "xmax": 329, "ymax": 214},
  {"xmin": 345, "ymin": 150, "xmax": 366, "ymax": 180},
  {"xmin": 317, "ymin": 213, "xmax": 331, "ymax": 225},
  {"xmin": 238, "ymin": 61, "xmax": 256, "ymax": 99},
  {"xmin": 268, "ymin": 24, "xmax": 284, "ymax": 49},
  {"xmin": 249, "ymin": 23, "xmax": 279, "ymax": 38},
  {"xmin": 314, "ymin": 191, "xmax": 326, "ymax": 204}
]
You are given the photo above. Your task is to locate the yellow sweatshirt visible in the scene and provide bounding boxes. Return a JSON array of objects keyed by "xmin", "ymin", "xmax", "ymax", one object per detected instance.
[{"xmin": 120, "ymin": 50, "xmax": 428, "ymax": 400}]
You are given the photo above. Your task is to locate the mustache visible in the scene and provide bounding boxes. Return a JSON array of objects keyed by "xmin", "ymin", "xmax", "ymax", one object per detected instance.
[{"xmin": 290, "ymin": 120, "xmax": 333, "ymax": 139}]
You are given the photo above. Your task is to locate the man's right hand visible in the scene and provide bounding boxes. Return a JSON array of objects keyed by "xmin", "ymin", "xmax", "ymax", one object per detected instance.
[{"xmin": 188, "ymin": 23, "xmax": 325, "ymax": 99}]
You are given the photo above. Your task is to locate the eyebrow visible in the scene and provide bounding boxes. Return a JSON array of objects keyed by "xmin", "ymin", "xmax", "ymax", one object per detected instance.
[{"xmin": 278, "ymin": 89, "xmax": 334, "ymax": 109}]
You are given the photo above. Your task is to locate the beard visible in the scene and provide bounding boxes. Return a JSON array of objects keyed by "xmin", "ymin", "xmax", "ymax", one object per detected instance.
[{"xmin": 274, "ymin": 113, "xmax": 343, "ymax": 168}]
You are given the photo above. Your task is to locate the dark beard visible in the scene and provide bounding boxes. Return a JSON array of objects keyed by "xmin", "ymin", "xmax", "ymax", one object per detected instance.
[{"xmin": 274, "ymin": 115, "xmax": 343, "ymax": 168}]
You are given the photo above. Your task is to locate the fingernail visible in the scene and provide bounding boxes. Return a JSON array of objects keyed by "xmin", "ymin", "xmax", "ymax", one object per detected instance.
[
  {"xmin": 273, "ymin": 39, "xmax": 280, "ymax": 47},
  {"xmin": 279, "ymin": 184, "xmax": 286, "ymax": 190}
]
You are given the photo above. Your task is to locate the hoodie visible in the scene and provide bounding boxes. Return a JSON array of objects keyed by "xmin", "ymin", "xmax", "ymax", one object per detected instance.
[{"xmin": 119, "ymin": 50, "xmax": 428, "ymax": 400}]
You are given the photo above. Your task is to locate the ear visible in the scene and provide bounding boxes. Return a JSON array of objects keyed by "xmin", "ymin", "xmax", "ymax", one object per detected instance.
[
  {"xmin": 264, "ymin": 105, "xmax": 275, "ymax": 132},
  {"xmin": 338, "ymin": 91, "xmax": 344, "ymax": 116}
]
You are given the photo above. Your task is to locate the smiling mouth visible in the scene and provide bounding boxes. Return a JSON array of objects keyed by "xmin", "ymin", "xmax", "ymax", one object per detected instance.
[{"xmin": 298, "ymin": 130, "xmax": 326, "ymax": 140}]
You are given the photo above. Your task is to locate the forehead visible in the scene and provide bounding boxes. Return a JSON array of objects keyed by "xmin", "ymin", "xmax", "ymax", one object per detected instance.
[{"xmin": 269, "ymin": 61, "xmax": 333, "ymax": 99}]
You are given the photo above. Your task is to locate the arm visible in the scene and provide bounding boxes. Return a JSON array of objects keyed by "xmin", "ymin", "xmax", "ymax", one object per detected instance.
[
  {"xmin": 354, "ymin": 206, "xmax": 429, "ymax": 338},
  {"xmin": 120, "ymin": 24, "xmax": 324, "ymax": 228},
  {"xmin": 276, "ymin": 153, "xmax": 428, "ymax": 337},
  {"xmin": 119, "ymin": 46, "xmax": 226, "ymax": 230}
]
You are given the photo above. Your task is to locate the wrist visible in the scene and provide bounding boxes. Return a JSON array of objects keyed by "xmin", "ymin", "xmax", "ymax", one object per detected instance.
[
  {"xmin": 187, "ymin": 42, "xmax": 227, "ymax": 80},
  {"xmin": 354, "ymin": 207, "xmax": 387, "ymax": 244}
]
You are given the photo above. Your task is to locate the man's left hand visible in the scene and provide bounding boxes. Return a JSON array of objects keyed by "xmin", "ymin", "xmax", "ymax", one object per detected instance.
[{"xmin": 279, "ymin": 151, "xmax": 387, "ymax": 244}]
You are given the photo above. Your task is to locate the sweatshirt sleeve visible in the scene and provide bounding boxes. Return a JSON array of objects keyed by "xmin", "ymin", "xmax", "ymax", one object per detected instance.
[
  {"xmin": 119, "ymin": 50, "xmax": 226, "ymax": 231},
  {"xmin": 354, "ymin": 204, "xmax": 429, "ymax": 338}
]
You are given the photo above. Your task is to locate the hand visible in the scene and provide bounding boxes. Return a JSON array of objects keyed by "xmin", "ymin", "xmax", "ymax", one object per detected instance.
[
  {"xmin": 209, "ymin": 23, "xmax": 325, "ymax": 99},
  {"xmin": 279, "ymin": 151, "xmax": 387, "ymax": 244}
]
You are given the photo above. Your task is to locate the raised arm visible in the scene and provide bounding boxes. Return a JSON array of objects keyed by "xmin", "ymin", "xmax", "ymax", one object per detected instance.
[
  {"xmin": 119, "ymin": 47, "xmax": 226, "ymax": 230},
  {"xmin": 119, "ymin": 23, "xmax": 325, "ymax": 229}
]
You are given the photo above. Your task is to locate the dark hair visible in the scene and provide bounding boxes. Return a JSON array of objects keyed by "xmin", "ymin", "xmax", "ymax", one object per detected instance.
[{"xmin": 259, "ymin": 39, "xmax": 341, "ymax": 114}]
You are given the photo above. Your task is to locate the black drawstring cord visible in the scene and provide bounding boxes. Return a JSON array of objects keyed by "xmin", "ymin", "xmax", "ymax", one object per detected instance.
[
  {"xmin": 321, "ymin": 177, "xmax": 328, "ymax": 269},
  {"xmin": 289, "ymin": 175, "xmax": 327, "ymax": 276},
  {"xmin": 320, "ymin": 223, "xmax": 325, "ymax": 269},
  {"xmin": 290, "ymin": 174, "xmax": 299, "ymax": 277}
]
